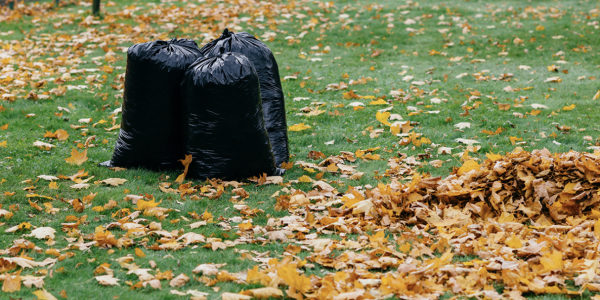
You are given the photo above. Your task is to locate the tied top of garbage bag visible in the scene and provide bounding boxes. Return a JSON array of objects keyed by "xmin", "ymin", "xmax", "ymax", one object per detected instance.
[
  {"xmin": 181, "ymin": 49, "xmax": 277, "ymax": 180},
  {"xmin": 106, "ymin": 38, "xmax": 202, "ymax": 170},
  {"xmin": 200, "ymin": 29, "xmax": 289, "ymax": 167}
]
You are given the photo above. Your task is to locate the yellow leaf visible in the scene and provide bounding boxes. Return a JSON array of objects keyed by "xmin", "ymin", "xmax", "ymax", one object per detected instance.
[
  {"xmin": 509, "ymin": 136, "xmax": 523, "ymax": 145},
  {"xmin": 390, "ymin": 124, "xmax": 400, "ymax": 135},
  {"xmin": 247, "ymin": 287, "xmax": 284, "ymax": 299},
  {"xmin": 0, "ymin": 141, "xmax": 6, "ymax": 148},
  {"xmin": 563, "ymin": 104, "xmax": 576, "ymax": 111},
  {"xmin": 529, "ymin": 109, "xmax": 542, "ymax": 116},
  {"xmin": 176, "ymin": 154, "xmax": 193, "ymax": 183},
  {"xmin": 101, "ymin": 65, "xmax": 114, "ymax": 74},
  {"xmin": 594, "ymin": 90, "xmax": 600, "ymax": 100},
  {"xmin": 399, "ymin": 243, "xmax": 411, "ymax": 253},
  {"xmin": 136, "ymin": 199, "xmax": 162, "ymax": 210},
  {"xmin": 48, "ymin": 181, "xmax": 58, "ymax": 189},
  {"xmin": 505, "ymin": 234, "xmax": 523, "ymax": 249},
  {"xmin": 364, "ymin": 153, "xmax": 380, "ymax": 160},
  {"xmin": 202, "ymin": 209, "xmax": 212, "ymax": 221},
  {"xmin": 355, "ymin": 149, "xmax": 365, "ymax": 158},
  {"xmin": 32, "ymin": 289, "xmax": 58, "ymax": 300},
  {"xmin": 457, "ymin": 159, "xmax": 480, "ymax": 176},
  {"xmin": 2, "ymin": 272, "xmax": 21, "ymax": 293},
  {"xmin": 277, "ymin": 264, "xmax": 311, "ymax": 294},
  {"xmin": 135, "ymin": 248, "xmax": 146, "ymax": 258},
  {"xmin": 100, "ymin": 178, "xmax": 127, "ymax": 186},
  {"xmin": 486, "ymin": 152, "xmax": 502, "ymax": 162},
  {"xmin": 0, "ymin": 124, "xmax": 8, "ymax": 130},
  {"xmin": 540, "ymin": 251, "xmax": 563, "ymax": 272},
  {"xmin": 326, "ymin": 164, "xmax": 339, "ymax": 172},
  {"xmin": 64, "ymin": 148, "xmax": 88, "ymax": 165},
  {"xmin": 238, "ymin": 222, "xmax": 253, "ymax": 230},
  {"xmin": 375, "ymin": 111, "xmax": 391, "ymax": 126},
  {"xmin": 536, "ymin": 25, "xmax": 545, "ymax": 31},
  {"xmin": 593, "ymin": 219, "xmax": 600, "ymax": 239},
  {"xmin": 498, "ymin": 212, "xmax": 515, "ymax": 223},
  {"xmin": 298, "ymin": 175, "xmax": 312, "ymax": 183},
  {"xmin": 369, "ymin": 99, "xmax": 387, "ymax": 105},
  {"xmin": 222, "ymin": 293, "xmax": 252, "ymax": 300},
  {"xmin": 288, "ymin": 123, "xmax": 311, "ymax": 132}
]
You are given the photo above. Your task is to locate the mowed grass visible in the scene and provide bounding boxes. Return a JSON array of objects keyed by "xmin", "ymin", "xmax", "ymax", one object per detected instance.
[{"xmin": 0, "ymin": 0, "xmax": 600, "ymax": 299}]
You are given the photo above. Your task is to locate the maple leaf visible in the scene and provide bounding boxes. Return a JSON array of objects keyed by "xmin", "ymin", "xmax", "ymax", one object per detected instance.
[
  {"xmin": 222, "ymin": 293, "xmax": 252, "ymax": 300},
  {"xmin": 169, "ymin": 273, "xmax": 189, "ymax": 287},
  {"xmin": 33, "ymin": 141, "xmax": 55, "ymax": 150},
  {"xmin": 375, "ymin": 111, "xmax": 391, "ymax": 126},
  {"xmin": 540, "ymin": 251, "xmax": 563, "ymax": 272},
  {"xmin": 176, "ymin": 154, "xmax": 192, "ymax": 183},
  {"xmin": 2, "ymin": 272, "xmax": 21, "ymax": 293},
  {"xmin": 95, "ymin": 274, "xmax": 120, "ymax": 286},
  {"xmin": 481, "ymin": 127, "xmax": 503, "ymax": 135},
  {"xmin": 247, "ymin": 287, "xmax": 284, "ymax": 299},
  {"xmin": 192, "ymin": 263, "xmax": 224, "ymax": 276},
  {"xmin": 134, "ymin": 248, "xmax": 145, "ymax": 258},
  {"xmin": 26, "ymin": 227, "xmax": 56, "ymax": 239},
  {"xmin": 369, "ymin": 99, "xmax": 387, "ymax": 105},
  {"xmin": 64, "ymin": 148, "xmax": 88, "ymax": 165},
  {"xmin": 509, "ymin": 136, "xmax": 523, "ymax": 145},
  {"xmin": 136, "ymin": 199, "xmax": 162, "ymax": 210},
  {"xmin": 457, "ymin": 159, "xmax": 480, "ymax": 175},
  {"xmin": 177, "ymin": 232, "xmax": 206, "ymax": 245},
  {"xmin": 454, "ymin": 122, "xmax": 471, "ymax": 129},
  {"xmin": 288, "ymin": 123, "xmax": 311, "ymax": 131},
  {"xmin": 100, "ymin": 178, "xmax": 127, "ymax": 186},
  {"xmin": 32, "ymin": 289, "xmax": 57, "ymax": 300},
  {"xmin": 342, "ymin": 90, "xmax": 361, "ymax": 99},
  {"xmin": 277, "ymin": 264, "xmax": 311, "ymax": 295},
  {"xmin": 23, "ymin": 276, "xmax": 45, "ymax": 289}
]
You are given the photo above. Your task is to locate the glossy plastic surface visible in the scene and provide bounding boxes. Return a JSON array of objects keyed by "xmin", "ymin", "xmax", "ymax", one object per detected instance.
[
  {"xmin": 104, "ymin": 38, "xmax": 202, "ymax": 170},
  {"xmin": 181, "ymin": 51, "xmax": 277, "ymax": 180},
  {"xmin": 200, "ymin": 29, "xmax": 289, "ymax": 166}
]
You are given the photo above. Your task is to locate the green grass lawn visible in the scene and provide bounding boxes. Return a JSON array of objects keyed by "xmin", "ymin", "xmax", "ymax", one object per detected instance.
[{"xmin": 1, "ymin": 0, "xmax": 600, "ymax": 299}]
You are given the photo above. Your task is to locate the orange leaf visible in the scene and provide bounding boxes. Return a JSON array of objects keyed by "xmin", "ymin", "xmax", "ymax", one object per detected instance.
[
  {"xmin": 55, "ymin": 129, "xmax": 69, "ymax": 141},
  {"xmin": 135, "ymin": 248, "xmax": 146, "ymax": 258},
  {"xmin": 175, "ymin": 154, "xmax": 192, "ymax": 184},
  {"xmin": 481, "ymin": 127, "xmax": 504, "ymax": 135},
  {"xmin": 509, "ymin": 136, "xmax": 523, "ymax": 145},
  {"xmin": 65, "ymin": 148, "xmax": 88, "ymax": 165}
]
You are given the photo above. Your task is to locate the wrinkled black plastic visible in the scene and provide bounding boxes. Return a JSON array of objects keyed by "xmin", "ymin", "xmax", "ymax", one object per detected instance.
[
  {"xmin": 181, "ymin": 51, "xmax": 277, "ymax": 180},
  {"xmin": 200, "ymin": 29, "xmax": 289, "ymax": 166},
  {"xmin": 104, "ymin": 38, "xmax": 203, "ymax": 170}
]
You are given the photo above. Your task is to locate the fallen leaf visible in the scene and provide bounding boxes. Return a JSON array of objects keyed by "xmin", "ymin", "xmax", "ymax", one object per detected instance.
[{"xmin": 65, "ymin": 148, "xmax": 88, "ymax": 165}]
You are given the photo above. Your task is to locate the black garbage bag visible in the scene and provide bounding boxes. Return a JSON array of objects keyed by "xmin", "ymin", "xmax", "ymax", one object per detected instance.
[
  {"xmin": 102, "ymin": 38, "xmax": 203, "ymax": 170},
  {"xmin": 181, "ymin": 50, "xmax": 277, "ymax": 180},
  {"xmin": 200, "ymin": 29, "xmax": 289, "ymax": 167}
]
